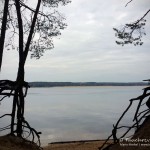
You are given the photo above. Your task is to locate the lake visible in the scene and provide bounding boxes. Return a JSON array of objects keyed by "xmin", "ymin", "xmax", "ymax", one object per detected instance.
[{"xmin": 0, "ymin": 86, "xmax": 147, "ymax": 145}]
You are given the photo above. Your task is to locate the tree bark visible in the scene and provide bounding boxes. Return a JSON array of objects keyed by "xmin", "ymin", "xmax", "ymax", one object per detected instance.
[
  {"xmin": 11, "ymin": 0, "xmax": 24, "ymax": 137},
  {"xmin": 7, "ymin": 0, "xmax": 41, "ymax": 139},
  {"xmin": 10, "ymin": 90, "xmax": 18, "ymax": 135},
  {"xmin": 24, "ymin": 0, "xmax": 41, "ymax": 63},
  {"xmin": 0, "ymin": 0, "xmax": 9, "ymax": 71}
]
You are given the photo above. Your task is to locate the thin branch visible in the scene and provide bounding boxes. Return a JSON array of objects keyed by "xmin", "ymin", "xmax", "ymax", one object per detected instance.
[
  {"xmin": 114, "ymin": 100, "xmax": 133, "ymax": 128},
  {"xmin": 0, "ymin": 95, "xmax": 7, "ymax": 102},
  {"xmin": 0, "ymin": 125, "xmax": 11, "ymax": 132},
  {"xmin": 23, "ymin": 119, "xmax": 41, "ymax": 147},
  {"xmin": 125, "ymin": 0, "xmax": 133, "ymax": 7},
  {"xmin": 19, "ymin": 1, "xmax": 47, "ymax": 18},
  {"xmin": 98, "ymin": 134, "xmax": 113, "ymax": 150},
  {"xmin": 137, "ymin": 109, "xmax": 149, "ymax": 117},
  {"xmin": 0, "ymin": 93, "xmax": 15, "ymax": 96},
  {"xmin": 116, "ymin": 125, "xmax": 136, "ymax": 129},
  {"xmin": 0, "ymin": 113, "xmax": 11, "ymax": 119},
  {"xmin": 134, "ymin": 9, "xmax": 150, "ymax": 25}
]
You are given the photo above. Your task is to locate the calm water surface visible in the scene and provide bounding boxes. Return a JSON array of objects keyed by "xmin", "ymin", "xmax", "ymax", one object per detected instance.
[{"xmin": 0, "ymin": 86, "xmax": 146, "ymax": 145}]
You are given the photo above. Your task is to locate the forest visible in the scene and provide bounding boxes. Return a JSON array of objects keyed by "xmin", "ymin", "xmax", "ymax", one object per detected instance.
[{"xmin": 29, "ymin": 81, "xmax": 148, "ymax": 87}]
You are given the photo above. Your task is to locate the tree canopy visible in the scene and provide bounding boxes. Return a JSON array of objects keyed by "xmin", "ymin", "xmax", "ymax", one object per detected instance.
[{"xmin": 0, "ymin": 0, "xmax": 71, "ymax": 69}]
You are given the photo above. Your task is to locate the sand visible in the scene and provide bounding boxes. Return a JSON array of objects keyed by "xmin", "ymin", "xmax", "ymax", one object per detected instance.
[{"xmin": 43, "ymin": 140, "xmax": 112, "ymax": 150}]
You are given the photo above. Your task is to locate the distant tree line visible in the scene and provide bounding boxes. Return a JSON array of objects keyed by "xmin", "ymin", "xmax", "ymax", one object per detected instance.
[{"xmin": 29, "ymin": 82, "xmax": 148, "ymax": 87}]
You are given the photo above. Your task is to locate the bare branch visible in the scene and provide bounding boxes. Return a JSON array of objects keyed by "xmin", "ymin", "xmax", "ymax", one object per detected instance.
[
  {"xmin": 125, "ymin": 0, "xmax": 133, "ymax": 7},
  {"xmin": 0, "ymin": 125, "xmax": 11, "ymax": 132},
  {"xmin": 20, "ymin": 1, "xmax": 47, "ymax": 17},
  {"xmin": 0, "ymin": 113, "xmax": 11, "ymax": 119},
  {"xmin": 135, "ymin": 9, "xmax": 150, "ymax": 25},
  {"xmin": 0, "ymin": 95, "xmax": 7, "ymax": 102}
]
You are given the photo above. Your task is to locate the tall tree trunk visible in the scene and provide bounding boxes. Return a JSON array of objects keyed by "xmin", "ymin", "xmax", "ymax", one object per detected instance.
[
  {"xmin": 24, "ymin": 0, "xmax": 41, "ymax": 63},
  {"xmin": 16, "ymin": 87, "xmax": 24, "ymax": 136},
  {"xmin": 10, "ymin": 90, "xmax": 18, "ymax": 135},
  {"xmin": 0, "ymin": 0, "xmax": 9, "ymax": 71},
  {"xmin": 10, "ymin": 0, "xmax": 25, "ymax": 137},
  {"xmin": 10, "ymin": 0, "xmax": 41, "ymax": 137}
]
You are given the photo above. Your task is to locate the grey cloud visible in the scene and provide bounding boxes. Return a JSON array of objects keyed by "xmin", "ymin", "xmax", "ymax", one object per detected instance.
[{"xmin": 1, "ymin": 0, "xmax": 150, "ymax": 82}]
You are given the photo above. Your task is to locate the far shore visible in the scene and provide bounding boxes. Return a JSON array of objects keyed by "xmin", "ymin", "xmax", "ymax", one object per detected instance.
[{"xmin": 29, "ymin": 81, "xmax": 148, "ymax": 87}]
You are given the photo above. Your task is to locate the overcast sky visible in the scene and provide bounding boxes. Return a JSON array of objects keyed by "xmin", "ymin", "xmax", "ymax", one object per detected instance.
[{"xmin": 1, "ymin": 0, "xmax": 150, "ymax": 82}]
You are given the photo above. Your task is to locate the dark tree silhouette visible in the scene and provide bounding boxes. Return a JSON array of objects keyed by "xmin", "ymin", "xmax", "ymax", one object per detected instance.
[
  {"xmin": 0, "ymin": 0, "xmax": 9, "ymax": 71},
  {"xmin": 0, "ymin": 0, "xmax": 70, "ymax": 147},
  {"xmin": 113, "ymin": 1, "xmax": 150, "ymax": 46},
  {"xmin": 99, "ymin": 1, "xmax": 150, "ymax": 149}
]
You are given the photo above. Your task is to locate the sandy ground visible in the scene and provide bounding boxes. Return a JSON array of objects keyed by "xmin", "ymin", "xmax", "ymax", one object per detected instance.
[
  {"xmin": 43, "ymin": 140, "xmax": 112, "ymax": 150},
  {"xmin": 0, "ymin": 136, "xmax": 112, "ymax": 150},
  {"xmin": 0, "ymin": 135, "xmax": 39, "ymax": 150}
]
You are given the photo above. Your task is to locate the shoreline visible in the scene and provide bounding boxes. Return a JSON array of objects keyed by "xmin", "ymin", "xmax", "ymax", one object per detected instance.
[
  {"xmin": 49, "ymin": 139, "xmax": 111, "ymax": 144},
  {"xmin": 43, "ymin": 139, "xmax": 113, "ymax": 150},
  {"xmin": 29, "ymin": 82, "xmax": 148, "ymax": 88}
]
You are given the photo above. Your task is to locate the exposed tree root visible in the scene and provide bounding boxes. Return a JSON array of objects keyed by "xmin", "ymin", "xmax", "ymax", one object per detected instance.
[
  {"xmin": 99, "ymin": 83, "xmax": 150, "ymax": 150},
  {"xmin": 0, "ymin": 79, "xmax": 42, "ymax": 149}
]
